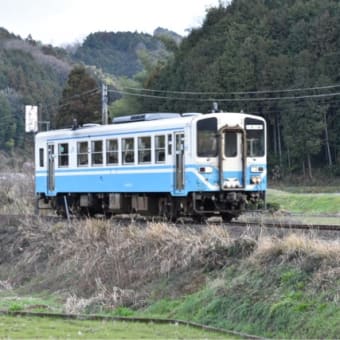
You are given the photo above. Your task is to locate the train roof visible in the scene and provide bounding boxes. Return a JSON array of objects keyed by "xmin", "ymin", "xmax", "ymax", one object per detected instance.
[{"xmin": 35, "ymin": 112, "xmax": 265, "ymax": 141}]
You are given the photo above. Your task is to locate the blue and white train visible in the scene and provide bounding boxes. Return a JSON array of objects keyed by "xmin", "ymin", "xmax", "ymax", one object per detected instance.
[{"xmin": 35, "ymin": 112, "xmax": 266, "ymax": 221}]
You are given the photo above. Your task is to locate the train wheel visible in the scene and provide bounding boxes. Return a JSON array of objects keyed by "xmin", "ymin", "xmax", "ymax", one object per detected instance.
[
  {"xmin": 192, "ymin": 214, "xmax": 207, "ymax": 223},
  {"xmin": 158, "ymin": 196, "xmax": 177, "ymax": 222},
  {"xmin": 221, "ymin": 213, "xmax": 234, "ymax": 223}
]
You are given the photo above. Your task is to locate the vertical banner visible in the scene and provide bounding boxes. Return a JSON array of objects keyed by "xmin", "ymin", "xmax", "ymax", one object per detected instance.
[{"xmin": 25, "ymin": 105, "xmax": 38, "ymax": 132}]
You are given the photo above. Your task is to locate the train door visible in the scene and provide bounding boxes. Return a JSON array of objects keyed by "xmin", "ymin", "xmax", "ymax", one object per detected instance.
[
  {"xmin": 47, "ymin": 143, "xmax": 55, "ymax": 193},
  {"xmin": 174, "ymin": 132, "xmax": 185, "ymax": 193},
  {"xmin": 219, "ymin": 128, "xmax": 245, "ymax": 189}
]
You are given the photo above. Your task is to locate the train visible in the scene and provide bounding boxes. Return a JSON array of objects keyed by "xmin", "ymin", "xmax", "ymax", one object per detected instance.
[{"xmin": 34, "ymin": 111, "xmax": 267, "ymax": 221}]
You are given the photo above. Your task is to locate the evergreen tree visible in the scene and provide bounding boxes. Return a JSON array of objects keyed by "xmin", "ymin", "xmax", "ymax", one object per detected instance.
[
  {"xmin": 56, "ymin": 66, "xmax": 101, "ymax": 128},
  {"xmin": 137, "ymin": 0, "xmax": 340, "ymax": 179},
  {"xmin": 0, "ymin": 94, "xmax": 16, "ymax": 150}
]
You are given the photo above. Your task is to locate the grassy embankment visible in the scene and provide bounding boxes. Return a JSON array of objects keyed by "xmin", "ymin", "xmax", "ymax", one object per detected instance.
[{"xmin": 0, "ymin": 166, "xmax": 339, "ymax": 339}]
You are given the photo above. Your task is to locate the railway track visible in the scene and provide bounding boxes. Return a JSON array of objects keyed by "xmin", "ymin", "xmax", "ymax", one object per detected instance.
[
  {"xmin": 1, "ymin": 213, "xmax": 339, "ymax": 233},
  {"xmin": 232, "ymin": 220, "xmax": 340, "ymax": 231}
]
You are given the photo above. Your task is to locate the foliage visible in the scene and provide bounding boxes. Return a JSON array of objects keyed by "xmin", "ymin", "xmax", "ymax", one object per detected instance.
[
  {"xmin": 55, "ymin": 66, "xmax": 101, "ymax": 128},
  {"xmin": 137, "ymin": 0, "xmax": 340, "ymax": 180},
  {"xmin": 73, "ymin": 31, "xmax": 169, "ymax": 78},
  {"xmin": 0, "ymin": 27, "xmax": 175, "ymax": 148},
  {"xmin": 0, "ymin": 28, "xmax": 71, "ymax": 150},
  {"xmin": 0, "ymin": 93, "xmax": 16, "ymax": 150}
]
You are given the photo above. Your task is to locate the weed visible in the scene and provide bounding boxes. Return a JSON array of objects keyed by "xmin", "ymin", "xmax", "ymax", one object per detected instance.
[
  {"xmin": 113, "ymin": 306, "xmax": 135, "ymax": 317},
  {"xmin": 8, "ymin": 303, "xmax": 23, "ymax": 312}
]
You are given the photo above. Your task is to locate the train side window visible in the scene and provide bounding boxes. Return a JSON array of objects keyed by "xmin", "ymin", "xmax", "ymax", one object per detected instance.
[
  {"xmin": 77, "ymin": 141, "xmax": 88, "ymax": 166},
  {"xmin": 155, "ymin": 135, "xmax": 165, "ymax": 163},
  {"xmin": 122, "ymin": 138, "xmax": 134, "ymax": 164},
  {"xmin": 58, "ymin": 143, "xmax": 69, "ymax": 167},
  {"xmin": 197, "ymin": 118, "xmax": 217, "ymax": 157},
  {"xmin": 167, "ymin": 134, "xmax": 172, "ymax": 155},
  {"xmin": 39, "ymin": 148, "xmax": 44, "ymax": 167},
  {"xmin": 245, "ymin": 118, "xmax": 265, "ymax": 157},
  {"xmin": 91, "ymin": 140, "xmax": 103, "ymax": 165},
  {"xmin": 106, "ymin": 139, "xmax": 118, "ymax": 165},
  {"xmin": 138, "ymin": 136, "xmax": 151, "ymax": 163},
  {"xmin": 225, "ymin": 132, "xmax": 237, "ymax": 157}
]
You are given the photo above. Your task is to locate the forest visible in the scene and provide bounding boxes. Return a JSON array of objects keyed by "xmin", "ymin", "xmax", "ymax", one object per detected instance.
[
  {"xmin": 131, "ymin": 0, "xmax": 340, "ymax": 180},
  {"xmin": 0, "ymin": 27, "xmax": 170, "ymax": 151},
  {"xmin": 74, "ymin": 31, "xmax": 171, "ymax": 77},
  {"xmin": 0, "ymin": 28, "xmax": 71, "ymax": 150}
]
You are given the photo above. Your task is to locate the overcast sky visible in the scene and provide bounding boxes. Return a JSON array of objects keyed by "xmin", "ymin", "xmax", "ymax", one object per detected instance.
[{"xmin": 0, "ymin": 0, "xmax": 223, "ymax": 46}]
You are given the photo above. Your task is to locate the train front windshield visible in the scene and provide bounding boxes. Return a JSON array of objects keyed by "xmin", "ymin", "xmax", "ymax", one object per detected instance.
[
  {"xmin": 197, "ymin": 117, "xmax": 218, "ymax": 157},
  {"xmin": 245, "ymin": 118, "xmax": 265, "ymax": 157},
  {"xmin": 196, "ymin": 116, "xmax": 265, "ymax": 158}
]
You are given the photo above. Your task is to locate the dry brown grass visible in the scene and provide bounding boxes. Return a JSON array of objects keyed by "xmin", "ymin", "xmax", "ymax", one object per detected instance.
[
  {"xmin": 0, "ymin": 160, "xmax": 35, "ymax": 215},
  {"xmin": 251, "ymin": 231, "xmax": 340, "ymax": 297},
  {"xmin": 0, "ymin": 280, "xmax": 12, "ymax": 291},
  {"xmin": 57, "ymin": 220, "xmax": 232, "ymax": 290},
  {"xmin": 4, "ymin": 217, "xmax": 340, "ymax": 313},
  {"xmin": 253, "ymin": 232, "xmax": 340, "ymax": 265},
  {"xmin": 6, "ymin": 219, "xmax": 234, "ymax": 309}
]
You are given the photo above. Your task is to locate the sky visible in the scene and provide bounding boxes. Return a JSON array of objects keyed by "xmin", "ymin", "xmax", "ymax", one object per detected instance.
[{"xmin": 0, "ymin": 0, "xmax": 223, "ymax": 46}]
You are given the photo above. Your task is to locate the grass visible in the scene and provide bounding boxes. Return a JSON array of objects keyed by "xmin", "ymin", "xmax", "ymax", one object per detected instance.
[
  {"xmin": 0, "ymin": 315, "xmax": 231, "ymax": 339},
  {"xmin": 141, "ymin": 233, "xmax": 340, "ymax": 339},
  {"xmin": 0, "ymin": 292, "xmax": 62, "ymax": 313},
  {"xmin": 1, "ymin": 227, "xmax": 339, "ymax": 339},
  {"xmin": 274, "ymin": 184, "xmax": 340, "ymax": 193},
  {"xmin": 1, "ymin": 183, "xmax": 340, "ymax": 339},
  {"xmin": 267, "ymin": 188, "xmax": 340, "ymax": 214}
]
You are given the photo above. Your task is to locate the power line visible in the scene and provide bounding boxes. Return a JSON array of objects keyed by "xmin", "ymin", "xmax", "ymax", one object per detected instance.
[
  {"xmin": 57, "ymin": 88, "xmax": 100, "ymax": 109},
  {"xmin": 120, "ymin": 83, "xmax": 340, "ymax": 96},
  {"xmin": 108, "ymin": 88, "xmax": 340, "ymax": 103}
]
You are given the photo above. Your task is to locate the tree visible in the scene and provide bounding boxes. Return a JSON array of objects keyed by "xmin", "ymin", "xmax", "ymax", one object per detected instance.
[
  {"xmin": 136, "ymin": 0, "xmax": 340, "ymax": 180},
  {"xmin": 56, "ymin": 66, "xmax": 101, "ymax": 128},
  {"xmin": 0, "ymin": 94, "xmax": 16, "ymax": 151}
]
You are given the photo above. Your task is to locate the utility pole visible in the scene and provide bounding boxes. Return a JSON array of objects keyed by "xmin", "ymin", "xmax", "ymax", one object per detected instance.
[{"xmin": 101, "ymin": 83, "xmax": 108, "ymax": 125}]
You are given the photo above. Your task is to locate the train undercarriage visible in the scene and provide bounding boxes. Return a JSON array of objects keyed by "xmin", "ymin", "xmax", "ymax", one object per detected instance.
[{"xmin": 38, "ymin": 191, "xmax": 266, "ymax": 222}]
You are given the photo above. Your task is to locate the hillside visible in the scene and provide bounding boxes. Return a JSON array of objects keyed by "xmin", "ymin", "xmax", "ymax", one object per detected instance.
[
  {"xmin": 0, "ymin": 27, "xmax": 178, "ymax": 152},
  {"xmin": 0, "ymin": 28, "xmax": 71, "ymax": 151},
  {"xmin": 138, "ymin": 0, "xmax": 340, "ymax": 181},
  {"xmin": 72, "ymin": 30, "xmax": 177, "ymax": 78}
]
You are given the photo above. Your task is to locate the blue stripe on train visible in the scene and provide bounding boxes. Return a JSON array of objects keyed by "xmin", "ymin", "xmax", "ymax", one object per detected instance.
[{"xmin": 35, "ymin": 164, "xmax": 266, "ymax": 196}]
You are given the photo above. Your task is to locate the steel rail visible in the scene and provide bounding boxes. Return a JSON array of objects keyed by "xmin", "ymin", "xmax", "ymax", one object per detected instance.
[
  {"xmin": 0, "ymin": 213, "xmax": 339, "ymax": 232},
  {"xmin": 230, "ymin": 220, "xmax": 340, "ymax": 231}
]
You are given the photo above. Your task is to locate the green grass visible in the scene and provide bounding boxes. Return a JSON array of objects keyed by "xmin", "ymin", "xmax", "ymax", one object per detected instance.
[
  {"xmin": 275, "ymin": 185, "xmax": 340, "ymax": 193},
  {"xmin": 142, "ymin": 264, "xmax": 340, "ymax": 339},
  {"xmin": 0, "ymin": 292, "xmax": 62, "ymax": 313},
  {"xmin": 267, "ymin": 189, "xmax": 340, "ymax": 214},
  {"xmin": 0, "ymin": 315, "xmax": 232, "ymax": 339}
]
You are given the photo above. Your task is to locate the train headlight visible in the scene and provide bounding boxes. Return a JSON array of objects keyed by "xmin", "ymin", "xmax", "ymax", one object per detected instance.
[
  {"xmin": 223, "ymin": 178, "xmax": 241, "ymax": 188},
  {"xmin": 250, "ymin": 176, "xmax": 261, "ymax": 184}
]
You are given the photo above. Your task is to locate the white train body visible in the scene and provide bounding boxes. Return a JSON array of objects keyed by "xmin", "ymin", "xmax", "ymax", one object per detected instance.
[{"xmin": 35, "ymin": 112, "xmax": 266, "ymax": 221}]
